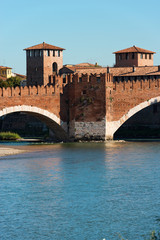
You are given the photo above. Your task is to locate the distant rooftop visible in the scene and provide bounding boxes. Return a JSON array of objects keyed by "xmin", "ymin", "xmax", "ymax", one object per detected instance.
[
  {"xmin": 0, "ymin": 66, "xmax": 12, "ymax": 69},
  {"xmin": 24, "ymin": 42, "xmax": 65, "ymax": 51},
  {"xmin": 113, "ymin": 46, "xmax": 156, "ymax": 54},
  {"xmin": 64, "ymin": 62, "xmax": 102, "ymax": 69}
]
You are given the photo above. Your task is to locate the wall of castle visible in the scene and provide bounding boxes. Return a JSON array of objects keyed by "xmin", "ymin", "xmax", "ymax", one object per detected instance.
[
  {"xmin": 43, "ymin": 50, "xmax": 63, "ymax": 86},
  {"xmin": 26, "ymin": 55, "xmax": 44, "ymax": 86},
  {"xmin": 115, "ymin": 53, "xmax": 138, "ymax": 67},
  {"xmin": 67, "ymin": 73, "xmax": 107, "ymax": 140},
  {"xmin": 137, "ymin": 53, "xmax": 153, "ymax": 66},
  {"xmin": 105, "ymin": 76, "xmax": 160, "ymax": 139},
  {"xmin": 115, "ymin": 52, "xmax": 153, "ymax": 67},
  {"xmin": 0, "ymin": 85, "xmax": 62, "ymax": 119},
  {"xmin": 1, "ymin": 72, "xmax": 160, "ymax": 140},
  {"xmin": 26, "ymin": 50, "xmax": 63, "ymax": 86},
  {"xmin": 69, "ymin": 119, "xmax": 106, "ymax": 140},
  {"xmin": 106, "ymin": 76, "xmax": 160, "ymax": 121}
]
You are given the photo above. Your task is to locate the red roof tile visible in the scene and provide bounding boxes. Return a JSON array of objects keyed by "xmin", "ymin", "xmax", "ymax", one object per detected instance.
[
  {"xmin": 63, "ymin": 65, "xmax": 160, "ymax": 77},
  {"xmin": 24, "ymin": 42, "xmax": 65, "ymax": 51},
  {"xmin": 75, "ymin": 63, "xmax": 96, "ymax": 67},
  {"xmin": 113, "ymin": 46, "xmax": 155, "ymax": 54},
  {"xmin": 0, "ymin": 66, "xmax": 12, "ymax": 69}
]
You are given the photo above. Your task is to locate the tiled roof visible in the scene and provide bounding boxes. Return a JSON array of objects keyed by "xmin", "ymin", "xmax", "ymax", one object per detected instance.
[
  {"xmin": 62, "ymin": 62, "xmax": 102, "ymax": 72},
  {"xmin": 63, "ymin": 65, "xmax": 160, "ymax": 77},
  {"xmin": 15, "ymin": 73, "xmax": 26, "ymax": 79},
  {"xmin": 24, "ymin": 42, "xmax": 65, "ymax": 51},
  {"xmin": 0, "ymin": 66, "xmax": 12, "ymax": 69},
  {"xmin": 74, "ymin": 63, "xmax": 96, "ymax": 67},
  {"xmin": 0, "ymin": 76, "xmax": 7, "ymax": 80},
  {"xmin": 113, "ymin": 46, "xmax": 155, "ymax": 54}
]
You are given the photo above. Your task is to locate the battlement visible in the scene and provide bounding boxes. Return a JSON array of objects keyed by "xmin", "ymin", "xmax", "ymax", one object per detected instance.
[
  {"xmin": 50, "ymin": 72, "xmax": 113, "ymax": 85},
  {"xmin": 112, "ymin": 77, "xmax": 160, "ymax": 92},
  {"xmin": 0, "ymin": 85, "xmax": 56, "ymax": 98},
  {"xmin": 1, "ymin": 73, "xmax": 160, "ymax": 98}
]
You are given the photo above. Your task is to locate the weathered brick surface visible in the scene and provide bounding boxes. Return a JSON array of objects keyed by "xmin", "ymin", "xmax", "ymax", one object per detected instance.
[
  {"xmin": 26, "ymin": 50, "xmax": 63, "ymax": 86},
  {"xmin": 106, "ymin": 77, "xmax": 160, "ymax": 122},
  {"xmin": 1, "ymin": 73, "xmax": 160, "ymax": 140},
  {"xmin": 0, "ymin": 85, "xmax": 61, "ymax": 119}
]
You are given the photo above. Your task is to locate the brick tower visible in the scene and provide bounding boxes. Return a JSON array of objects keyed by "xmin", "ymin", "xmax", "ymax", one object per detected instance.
[
  {"xmin": 24, "ymin": 42, "xmax": 65, "ymax": 86},
  {"xmin": 113, "ymin": 46, "xmax": 155, "ymax": 67}
]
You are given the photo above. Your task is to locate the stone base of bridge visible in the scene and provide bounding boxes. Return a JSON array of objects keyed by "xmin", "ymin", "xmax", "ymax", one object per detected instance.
[
  {"xmin": 69, "ymin": 119, "xmax": 106, "ymax": 141},
  {"xmin": 105, "ymin": 121, "xmax": 122, "ymax": 140}
]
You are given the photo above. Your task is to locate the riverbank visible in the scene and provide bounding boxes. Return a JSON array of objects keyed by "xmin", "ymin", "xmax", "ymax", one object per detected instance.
[{"xmin": 0, "ymin": 147, "xmax": 27, "ymax": 156}]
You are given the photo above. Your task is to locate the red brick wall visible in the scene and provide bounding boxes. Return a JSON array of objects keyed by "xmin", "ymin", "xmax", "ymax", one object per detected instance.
[
  {"xmin": 106, "ymin": 76, "xmax": 160, "ymax": 121},
  {"xmin": 0, "ymin": 85, "xmax": 64, "ymax": 120},
  {"xmin": 26, "ymin": 50, "xmax": 63, "ymax": 86},
  {"xmin": 115, "ymin": 52, "xmax": 153, "ymax": 67},
  {"xmin": 68, "ymin": 73, "xmax": 107, "ymax": 122},
  {"xmin": 1, "ymin": 73, "xmax": 160, "ymax": 140}
]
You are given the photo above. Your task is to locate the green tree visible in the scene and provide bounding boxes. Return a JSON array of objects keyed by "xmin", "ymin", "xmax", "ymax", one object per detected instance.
[
  {"xmin": 6, "ymin": 76, "xmax": 21, "ymax": 87},
  {"xmin": 0, "ymin": 76, "xmax": 22, "ymax": 88}
]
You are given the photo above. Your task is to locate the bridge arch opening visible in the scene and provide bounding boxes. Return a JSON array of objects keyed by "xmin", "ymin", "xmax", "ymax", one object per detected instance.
[
  {"xmin": 113, "ymin": 97, "xmax": 160, "ymax": 140},
  {"xmin": 0, "ymin": 105, "xmax": 68, "ymax": 142}
]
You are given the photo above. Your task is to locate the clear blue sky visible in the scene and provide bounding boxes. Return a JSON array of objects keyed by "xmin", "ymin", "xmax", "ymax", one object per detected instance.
[{"xmin": 1, "ymin": 0, "xmax": 160, "ymax": 74}]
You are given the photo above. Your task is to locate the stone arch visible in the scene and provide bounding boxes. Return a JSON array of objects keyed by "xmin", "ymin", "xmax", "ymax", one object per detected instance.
[
  {"xmin": 0, "ymin": 105, "xmax": 68, "ymax": 141},
  {"xmin": 106, "ymin": 96, "xmax": 160, "ymax": 139}
]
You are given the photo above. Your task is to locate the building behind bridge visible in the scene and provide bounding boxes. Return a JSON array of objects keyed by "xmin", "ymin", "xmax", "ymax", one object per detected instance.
[{"xmin": 24, "ymin": 42, "xmax": 160, "ymax": 87}]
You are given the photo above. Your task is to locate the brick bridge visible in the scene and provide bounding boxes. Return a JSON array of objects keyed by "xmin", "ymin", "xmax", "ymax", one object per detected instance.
[{"xmin": 0, "ymin": 73, "xmax": 160, "ymax": 140}]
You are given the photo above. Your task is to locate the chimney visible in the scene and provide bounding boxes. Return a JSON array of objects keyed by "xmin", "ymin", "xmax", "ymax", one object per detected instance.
[
  {"xmin": 133, "ymin": 65, "xmax": 135, "ymax": 72},
  {"xmin": 107, "ymin": 66, "xmax": 110, "ymax": 73}
]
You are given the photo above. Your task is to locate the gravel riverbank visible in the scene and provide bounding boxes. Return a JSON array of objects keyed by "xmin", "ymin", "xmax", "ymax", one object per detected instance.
[{"xmin": 0, "ymin": 148, "xmax": 26, "ymax": 156}]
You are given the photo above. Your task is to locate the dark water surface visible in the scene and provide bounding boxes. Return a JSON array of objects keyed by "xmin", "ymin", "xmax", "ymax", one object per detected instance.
[{"xmin": 0, "ymin": 142, "xmax": 160, "ymax": 240}]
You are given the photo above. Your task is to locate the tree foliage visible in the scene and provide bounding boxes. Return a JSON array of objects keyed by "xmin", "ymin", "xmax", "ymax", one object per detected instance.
[{"xmin": 0, "ymin": 77, "xmax": 21, "ymax": 88}]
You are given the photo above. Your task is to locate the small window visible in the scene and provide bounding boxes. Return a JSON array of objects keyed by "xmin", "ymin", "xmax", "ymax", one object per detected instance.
[
  {"xmin": 47, "ymin": 50, "xmax": 50, "ymax": 56},
  {"xmin": 53, "ymin": 50, "xmax": 55, "ymax": 57},
  {"xmin": 58, "ymin": 50, "xmax": 60, "ymax": 57},
  {"xmin": 126, "ymin": 53, "xmax": 129, "ymax": 60},
  {"xmin": 149, "ymin": 54, "xmax": 152, "ymax": 59},
  {"xmin": 52, "ymin": 62, "xmax": 57, "ymax": 73},
  {"xmin": 79, "ymin": 77, "xmax": 82, "ymax": 82},
  {"xmin": 118, "ymin": 54, "xmax": 122, "ymax": 60},
  {"xmin": 31, "ymin": 50, "xmax": 34, "ymax": 57},
  {"xmin": 97, "ymin": 77, "xmax": 100, "ymax": 82},
  {"xmin": 27, "ymin": 51, "xmax": 30, "ymax": 57},
  {"xmin": 132, "ymin": 53, "xmax": 134, "ymax": 59},
  {"xmin": 140, "ymin": 54, "xmax": 143, "ymax": 59},
  {"xmin": 63, "ymin": 77, "xmax": 66, "ymax": 83},
  {"xmin": 145, "ymin": 54, "xmax": 147, "ymax": 59}
]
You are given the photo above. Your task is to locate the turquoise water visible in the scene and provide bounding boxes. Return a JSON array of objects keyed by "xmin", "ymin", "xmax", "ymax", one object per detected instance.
[{"xmin": 0, "ymin": 142, "xmax": 160, "ymax": 240}]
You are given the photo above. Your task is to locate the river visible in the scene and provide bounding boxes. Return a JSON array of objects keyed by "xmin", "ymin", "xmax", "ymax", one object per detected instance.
[{"xmin": 0, "ymin": 141, "xmax": 160, "ymax": 240}]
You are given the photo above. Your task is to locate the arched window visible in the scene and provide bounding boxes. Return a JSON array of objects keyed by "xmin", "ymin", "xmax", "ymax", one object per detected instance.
[{"xmin": 52, "ymin": 62, "xmax": 57, "ymax": 73}]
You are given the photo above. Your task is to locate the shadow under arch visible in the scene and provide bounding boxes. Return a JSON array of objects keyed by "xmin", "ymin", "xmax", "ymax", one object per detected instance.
[
  {"xmin": 0, "ymin": 105, "xmax": 68, "ymax": 141},
  {"xmin": 106, "ymin": 96, "xmax": 160, "ymax": 139}
]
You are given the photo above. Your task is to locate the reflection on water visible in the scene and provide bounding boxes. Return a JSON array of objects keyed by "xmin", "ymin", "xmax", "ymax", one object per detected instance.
[{"xmin": 0, "ymin": 142, "xmax": 160, "ymax": 239}]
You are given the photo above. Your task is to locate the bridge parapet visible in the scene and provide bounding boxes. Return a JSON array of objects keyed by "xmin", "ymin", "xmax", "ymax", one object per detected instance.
[
  {"xmin": 112, "ymin": 78, "xmax": 160, "ymax": 92},
  {"xmin": 0, "ymin": 85, "xmax": 57, "ymax": 98}
]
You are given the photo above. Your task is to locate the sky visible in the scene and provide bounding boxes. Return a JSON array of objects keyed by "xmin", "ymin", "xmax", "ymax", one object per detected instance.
[{"xmin": 1, "ymin": 0, "xmax": 160, "ymax": 75}]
